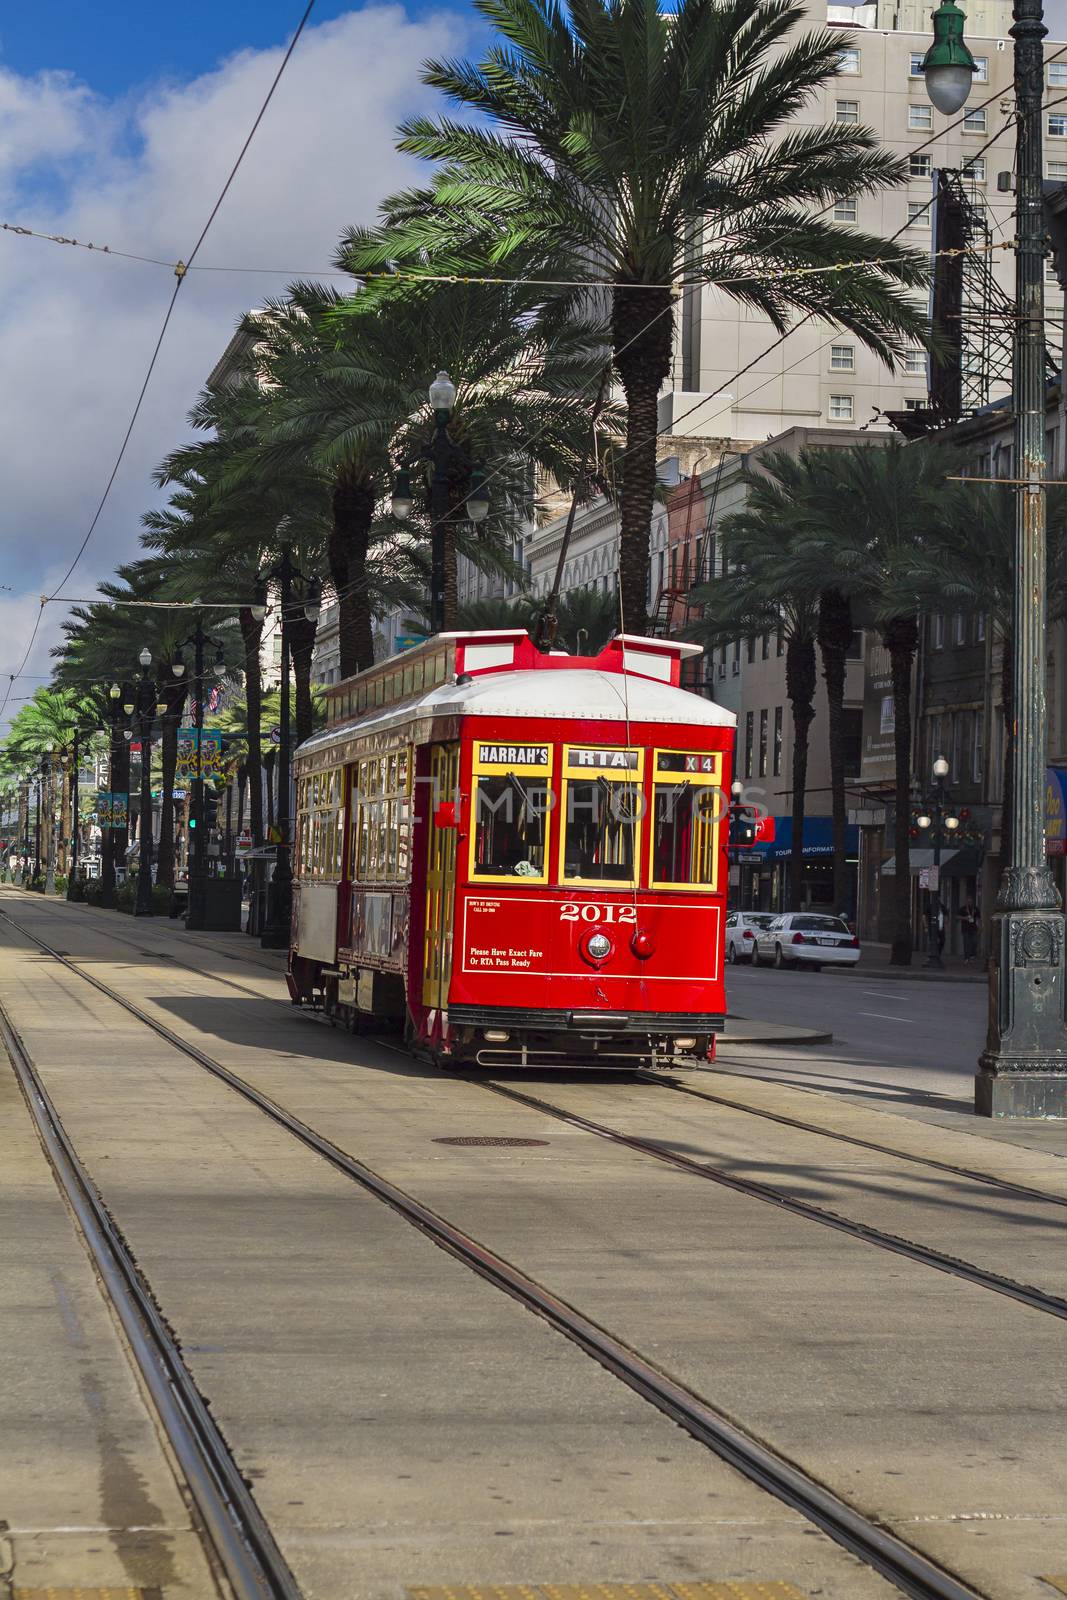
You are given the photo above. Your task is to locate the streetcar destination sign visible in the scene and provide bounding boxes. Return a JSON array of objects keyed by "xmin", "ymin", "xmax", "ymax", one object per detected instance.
[
  {"xmin": 569, "ymin": 747, "xmax": 639, "ymax": 770},
  {"xmin": 477, "ymin": 743, "xmax": 550, "ymax": 766}
]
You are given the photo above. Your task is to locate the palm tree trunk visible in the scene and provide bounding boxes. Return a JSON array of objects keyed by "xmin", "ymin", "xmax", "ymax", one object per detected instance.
[
  {"xmin": 786, "ymin": 634, "xmax": 818, "ymax": 911},
  {"xmin": 239, "ymin": 608, "xmax": 265, "ymax": 848},
  {"xmin": 288, "ymin": 611, "xmax": 317, "ymax": 744},
  {"xmin": 330, "ymin": 468, "xmax": 376, "ymax": 675},
  {"xmin": 265, "ymin": 751, "xmax": 276, "ymax": 832},
  {"xmin": 237, "ymin": 766, "xmax": 248, "ymax": 836},
  {"xmin": 884, "ymin": 615, "xmax": 919, "ymax": 966},
  {"xmin": 612, "ymin": 284, "xmax": 675, "ymax": 635},
  {"xmin": 818, "ymin": 588, "xmax": 853, "ymax": 915}
]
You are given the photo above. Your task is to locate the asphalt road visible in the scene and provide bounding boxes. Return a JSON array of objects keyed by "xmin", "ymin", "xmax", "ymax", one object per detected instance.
[{"xmin": 722, "ymin": 959, "xmax": 989, "ymax": 1118}]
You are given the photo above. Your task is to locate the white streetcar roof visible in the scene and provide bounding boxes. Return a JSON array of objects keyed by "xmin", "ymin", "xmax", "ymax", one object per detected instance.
[{"xmin": 297, "ymin": 666, "xmax": 735, "ymax": 760}]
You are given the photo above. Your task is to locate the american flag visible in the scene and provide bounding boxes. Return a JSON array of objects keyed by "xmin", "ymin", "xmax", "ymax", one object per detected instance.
[{"xmin": 207, "ymin": 684, "xmax": 222, "ymax": 713}]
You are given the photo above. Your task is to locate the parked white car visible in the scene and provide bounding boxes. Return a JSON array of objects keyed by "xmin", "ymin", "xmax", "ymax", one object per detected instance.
[
  {"xmin": 725, "ymin": 911, "xmax": 778, "ymax": 964},
  {"xmin": 752, "ymin": 913, "xmax": 860, "ymax": 971}
]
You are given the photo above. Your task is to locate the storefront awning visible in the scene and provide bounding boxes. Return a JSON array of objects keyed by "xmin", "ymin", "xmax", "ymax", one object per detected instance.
[{"xmin": 748, "ymin": 816, "xmax": 858, "ymax": 861}]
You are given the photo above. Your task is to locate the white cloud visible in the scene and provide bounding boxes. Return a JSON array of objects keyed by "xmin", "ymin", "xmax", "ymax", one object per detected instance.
[{"xmin": 0, "ymin": 5, "xmax": 465, "ymax": 722}]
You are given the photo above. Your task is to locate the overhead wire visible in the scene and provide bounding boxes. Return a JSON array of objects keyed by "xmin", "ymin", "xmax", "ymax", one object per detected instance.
[{"xmin": 0, "ymin": 0, "xmax": 316, "ymax": 728}]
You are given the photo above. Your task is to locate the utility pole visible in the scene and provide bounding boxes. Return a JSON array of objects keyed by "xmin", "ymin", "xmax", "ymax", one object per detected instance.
[{"xmin": 261, "ymin": 547, "xmax": 294, "ymax": 949}]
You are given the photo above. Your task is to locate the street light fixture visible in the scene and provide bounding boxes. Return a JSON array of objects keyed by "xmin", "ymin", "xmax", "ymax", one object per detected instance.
[
  {"xmin": 914, "ymin": 755, "xmax": 958, "ymax": 970},
  {"xmin": 926, "ymin": 0, "xmax": 1067, "ymax": 1113},
  {"xmin": 391, "ymin": 369, "xmax": 491, "ymax": 634},
  {"xmin": 921, "ymin": 0, "xmax": 978, "ymax": 114},
  {"xmin": 134, "ymin": 647, "xmax": 157, "ymax": 917}
]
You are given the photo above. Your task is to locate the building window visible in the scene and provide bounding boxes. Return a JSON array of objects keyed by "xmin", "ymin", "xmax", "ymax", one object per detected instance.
[
  {"xmin": 838, "ymin": 47, "xmax": 860, "ymax": 74},
  {"xmin": 835, "ymin": 99, "xmax": 859, "ymax": 123},
  {"xmin": 1049, "ymin": 113, "xmax": 1067, "ymax": 137},
  {"xmin": 747, "ymin": 635, "xmax": 756, "ymax": 664},
  {"xmin": 777, "ymin": 629, "xmax": 785, "ymax": 658},
  {"xmin": 963, "ymin": 157, "xmax": 986, "ymax": 182},
  {"xmin": 963, "ymin": 108, "xmax": 987, "ymax": 132},
  {"xmin": 745, "ymin": 711, "xmax": 754, "ymax": 779},
  {"xmin": 973, "ymin": 711, "xmax": 984, "ymax": 783},
  {"xmin": 759, "ymin": 709, "xmax": 768, "ymax": 779},
  {"xmin": 762, "ymin": 632, "xmax": 770, "ymax": 660},
  {"xmin": 1051, "ymin": 160, "xmax": 1067, "ymax": 179},
  {"xmin": 904, "ymin": 398, "xmax": 926, "ymax": 412},
  {"xmin": 907, "ymin": 200, "xmax": 930, "ymax": 226},
  {"xmin": 909, "ymin": 51, "xmax": 926, "ymax": 76},
  {"xmin": 908, "ymin": 103, "xmax": 933, "ymax": 130},
  {"xmin": 953, "ymin": 611, "xmax": 966, "ymax": 646},
  {"xmin": 834, "ymin": 196, "xmax": 858, "ymax": 222},
  {"xmin": 973, "ymin": 56, "xmax": 988, "ymax": 82},
  {"xmin": 909, "ymin": 153, "xmax": 932, "ymax": 177},
  {"xmin": 976, "ymin": 612, "xmax": 986, "ymax": 643},
  {"xmin": 773, "ymin": 706, "xmax": 783, "ymax": 777},
  {"xmin": 1051, "ymin": 61, "xmax": 1067, "ymax": 86},
  {"xmin": 829, "ymin": 394, "xmax": 854, "ymax": 421},
  {"xmin": 905, "ymin": 347, "xmax": 926, "ymax": 374},
  {"xmin": 830, "ymin": 343, "xmax": 855, "ymax": 371},
  {"xmin": 932, "ymin": 613, "xmax": 945, "ymax": 649}
]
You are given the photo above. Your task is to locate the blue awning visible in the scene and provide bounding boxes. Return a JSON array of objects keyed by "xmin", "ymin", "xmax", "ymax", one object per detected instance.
[{"xmin": 748, "ymin": 816, "xmax": 858, "ymax": 861}]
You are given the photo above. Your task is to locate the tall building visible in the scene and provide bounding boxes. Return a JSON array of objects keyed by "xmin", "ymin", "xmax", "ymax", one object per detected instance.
[{"xmin": 664, "ymin": 0, "xmax": 1065, "ymax": 443}]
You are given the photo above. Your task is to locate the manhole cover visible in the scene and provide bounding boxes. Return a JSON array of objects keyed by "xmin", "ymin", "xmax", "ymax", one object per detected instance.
[{"xmin": 433, "ymin": 1136, "xmax": 549, "ymax": 1148}]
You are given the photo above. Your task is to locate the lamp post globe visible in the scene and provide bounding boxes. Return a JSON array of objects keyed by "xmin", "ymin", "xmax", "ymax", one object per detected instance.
[
  {"xmin": 428, "ymin": 369, "xmax": 457, "ymax": 415},
  {"xmin": 933, "ymin": 756, "xmax": 950, "ymax": 779},
  {"xmin": 921, "ymin": 0, "xmax": 977, "ymax": 114}
]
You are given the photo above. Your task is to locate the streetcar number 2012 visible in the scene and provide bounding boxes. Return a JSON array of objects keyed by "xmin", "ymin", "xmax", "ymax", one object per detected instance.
[{"xmin": 560, "ymin": 903, "xmax": 637, "ymax": 924}]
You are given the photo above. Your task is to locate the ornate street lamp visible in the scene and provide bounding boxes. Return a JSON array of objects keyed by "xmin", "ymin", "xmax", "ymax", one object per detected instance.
[
  {"xmin": 914, "ymin": 756, "xmax": 959, "ymax": 970},
  {"xmin": 391, "ymin": 369, "xmax": 491, "ymax": 634},
  {"xmin": 134, "ymin": 647, "xmax": 157, "ymax": 917},
  {"xmin": 925, "ymin": 0, "xmax": 1067, "ymax": 1113}
]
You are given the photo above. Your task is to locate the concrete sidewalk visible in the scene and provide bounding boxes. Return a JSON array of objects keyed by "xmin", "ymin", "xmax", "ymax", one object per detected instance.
[{"xmin": 838, "ymin": 939, "xmax": 986, "ymax": 982}]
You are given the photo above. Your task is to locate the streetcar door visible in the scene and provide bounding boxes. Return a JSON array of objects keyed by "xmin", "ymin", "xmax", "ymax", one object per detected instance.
[{"xmin": 422, "ymin": 742, "xmax": 460, "ymax": 1012}]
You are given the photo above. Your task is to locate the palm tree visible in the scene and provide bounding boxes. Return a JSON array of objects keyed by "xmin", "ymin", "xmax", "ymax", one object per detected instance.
[
  {"xmin": 262, "ymin": 273, "xmax": 610, "ymax": 652},
  {"xmin": 690, "ymin": 558, "xmax": 819, "ymax": 912},
  {"xmin": 785, "ymin": 440, "xmax": 961, "ymax": 964},
  {"xmin": 713, "ymin": 450, "xmax": 859, "ymax": 913},
  {"xmin": 350, "ymin": 0, "xmax": 930, "ymax": 631},
  {"xmin": 891, "ymin": 479, "xmax": 1067, "ymax": 875},
  {"xmin": 2, "ymin": 688, "xmax": 97, "ymax": 883}
]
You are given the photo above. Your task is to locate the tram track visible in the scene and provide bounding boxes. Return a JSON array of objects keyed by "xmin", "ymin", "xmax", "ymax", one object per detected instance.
[
  {"xmin": 0, "ymin": 997, "xmax": 302, "ymax": 1600},
  {"xmin": 0, "ymin": 903, "xmax": 991, "ymax": 1600}
]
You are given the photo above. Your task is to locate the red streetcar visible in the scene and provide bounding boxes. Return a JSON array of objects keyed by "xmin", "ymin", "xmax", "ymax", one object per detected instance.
[{"xmin": 288, "ymin": 629, "xmax": 745, "ymax": 1069}]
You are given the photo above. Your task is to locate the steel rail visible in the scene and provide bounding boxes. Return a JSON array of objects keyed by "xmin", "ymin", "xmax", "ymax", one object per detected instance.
[
  {"xmin": 0, "ymin": 908, "xmax": 988, "ymax": 1600},
  {"xmin": 636, "ymin": 1069, "xmax": 1067, "ymax": 1209},
  {"xmin": 0, "ymin": 1000, "xmax": 302, "ymax": 1600},
  {"xmin": 482, "ymin": 1079, "xmax": 1067, "ymax": 1324}
]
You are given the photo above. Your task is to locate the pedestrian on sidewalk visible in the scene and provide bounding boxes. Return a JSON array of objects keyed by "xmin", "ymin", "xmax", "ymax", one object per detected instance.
[
  {"xmin": 925, "ymin": 899, "xmax": 946, "ymax": 957},
  {"xmin": 960, "ymin": 899, "xmax": 979, "ymax": 963}
]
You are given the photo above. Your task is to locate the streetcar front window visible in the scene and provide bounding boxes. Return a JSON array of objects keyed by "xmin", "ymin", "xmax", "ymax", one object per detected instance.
[
  {"xmin": 563, "ymin": 779, "xmax": 640, "ymax": 884},
  {"xmin": 472, "ymin": 774, "xmax": 550, "ymax": 878},
  {"xmin": 652, "ymin": 783, "xmax": 719, "ymax": 886}
]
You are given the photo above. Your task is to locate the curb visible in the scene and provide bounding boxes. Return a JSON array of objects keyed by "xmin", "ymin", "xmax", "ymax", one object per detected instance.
[{"xmin": 722, "ymin": 1015, "xmax": 834, "ymax": 1047}]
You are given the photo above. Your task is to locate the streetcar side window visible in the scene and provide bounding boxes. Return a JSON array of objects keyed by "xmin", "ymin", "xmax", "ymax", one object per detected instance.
[
  {"xmin": 351, "ymin": 747, "xmax": 411, "ymax": 884},
  {"xmin": 468, "ymin": 742, "xmax": 554, "ymax": 885},
  {"xmin": 296, "ymin": 766, "xmax": 344, "ymax": 881},
  {"xmin": 560, "ymin": 746, "xmax": 643, "ymax": 888},
  {"xmin": 650, "ymin": 749, "xmax": 723, "ymax": 890}
]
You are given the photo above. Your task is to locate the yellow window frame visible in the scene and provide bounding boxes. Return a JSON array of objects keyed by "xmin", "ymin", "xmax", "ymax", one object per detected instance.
[
  {"xmin": 558, "ymin": 744, "xmax": 645, "ymax": 890},
  {"xmin": 649, "ymin": 747, "xmax": 724, "ymax": 892},
  {"xmin": 468, "ymin": 741, "xmax": 555, "ymax": 886}
]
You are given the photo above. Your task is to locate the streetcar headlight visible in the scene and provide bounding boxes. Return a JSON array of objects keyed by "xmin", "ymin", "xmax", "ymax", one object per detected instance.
[
  {"xmin": 673, "ymin": 1036, "xmax": 697, "ymax": 1051},
  {"xmin": 584, "ymin": 931, "xmax": 613, "ymax": 962},
  {"xmin": 484, "ymin": 1029, "xmax": 510, "ymax": 1042}
]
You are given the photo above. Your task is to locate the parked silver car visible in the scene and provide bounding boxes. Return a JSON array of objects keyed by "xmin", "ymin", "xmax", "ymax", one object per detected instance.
[
  {"xmin": 725, "ymin": 911, "xmax": 778, "ymax": 964},
  {"xmin": 752, "ymin": 913, "xmax": 860, "ymax": 971}
]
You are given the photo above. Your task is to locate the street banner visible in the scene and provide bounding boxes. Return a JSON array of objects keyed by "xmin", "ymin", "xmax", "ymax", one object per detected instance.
[
  {"xmin": 96, "ymin": 792, "xmax": 128, "ymax": 830},
  {"xmin": 177, "ymin": 728, "xmax": 225, "ymax": 783}
]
